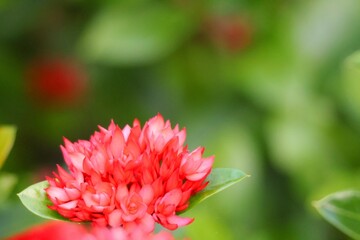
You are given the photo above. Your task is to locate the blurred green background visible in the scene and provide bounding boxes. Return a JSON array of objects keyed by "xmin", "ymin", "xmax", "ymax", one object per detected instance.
[{"xmin": 1, "ymin": 0, "xmax": 360, "ymax": 239}]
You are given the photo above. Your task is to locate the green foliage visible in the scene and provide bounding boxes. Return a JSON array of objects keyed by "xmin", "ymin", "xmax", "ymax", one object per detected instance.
[
  {"xmin": 0, "ymin": 125, "xmax": 17, "ymax": 205},
  {"xmin": 79, "ymin": 3, "xmax": 194, "ymax": 65},
  {"xmin": 314, "ymin": 190, "xmax": 360, "ymax": 240},
  {"xmin": 0, "ymin": 173, "xmax": 17, "ymax": 205},
  {"xmin": 185, "ymin": 205, "xmax": 234, "ymax": 240},
  {"xmin": 0, "ymin": 125, "xmax": 16, "ymax": 170},
  {"xmin": 342, "ymin": 50, "xmax": 360, "ymax": 125}
]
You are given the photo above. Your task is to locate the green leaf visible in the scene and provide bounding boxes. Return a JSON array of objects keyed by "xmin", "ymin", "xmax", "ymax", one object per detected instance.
[
  {"xmin": 342, "ymin": 50, "xmax": 360, "ymax": 124},
  {"xmin": 0, "ymin": 172, "xmax": 17, "ymax": 204},
  {"xmin": 313, "ymin": 190, "xmax": 360, "ymax": 239},
  {"xmin": 79, "ymin": 3, "xmax": 194, "ymax": 65},
  {"xmin": 0, "ymin": 125, "xmax": 16, "ymax": 169},
  {"xmin": 18, "ymin": 181, "xmax": 69, "ymax": 222},
  {"xmin": 183, "ymin": 168, "xmax": 249, "ymax": 212}
]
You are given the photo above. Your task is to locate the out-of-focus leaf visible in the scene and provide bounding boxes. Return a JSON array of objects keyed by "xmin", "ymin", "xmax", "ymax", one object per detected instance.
[
  {"xmin": 342, "ymin": 50, "xmax": 360, "ymax": 124},
  {"xmin": 79, "ymin": 3, "xmax": 194, "ymax": 65},
  {"xmin": 291, "ymin": 0, "xmax": 360, "ymax": 63},
  {"xmin": 0, "ymin": 0, "xmax": 10, "ymax": 9},
  {"xmin": 0, "ymin": 173, "xmax": 17, "ymax": 204},
  {"xmin": 18, "ymin": 181, "xmax": 69, "ymax": 222},
  {"xmin": 0, "ymin": 125, "xmax": 16, "ymax": 169},
  {"xmin": 265, "ymin": 112, "xmax": 335, "ymax": 176},
  {"xmin": 185, "ymin": 205, "xmax": 234, "ymax": 240},
  {"xmin": 0, "ymin": 202, "xmax": 45, "ymax": 238},
  {"xmin": 314, "ymin": 190, "xmax": 360, "ymax": 239},
  {"xmin": 183, "ymin": 168, "xmax": 249, "ymax": 212}
]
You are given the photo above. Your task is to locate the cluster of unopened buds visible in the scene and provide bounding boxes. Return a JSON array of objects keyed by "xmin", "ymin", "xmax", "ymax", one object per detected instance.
[{"xmin": 45, "ymin": 114, "xmax": 214, "ymax": 238}]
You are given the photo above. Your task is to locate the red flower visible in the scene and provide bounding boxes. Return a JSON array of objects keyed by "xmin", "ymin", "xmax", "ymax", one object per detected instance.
[
  {"xmin": 46, "ymin": 114, "xmax": 214, "ymax": 232},
  {"xmin": 25, "ymin": 57, "xmax": 88, "ymax": 106},
  {"xmin": 203, "ymin": 15, "xmax": 252, "ymax": 52},
  {"xmin": 6, "ymin": 221, "xmax": 88, "ymax": 240}
]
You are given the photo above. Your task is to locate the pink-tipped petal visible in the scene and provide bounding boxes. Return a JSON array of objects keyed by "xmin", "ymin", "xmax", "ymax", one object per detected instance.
[
  {"xmin": 56, "ymin": 165, "xmax": 74, "ymax": 182},
  {"xmin": 186, "ymin": 172, "xmax": 207, "ymax": 181},
  {"xmin": 139, "ymin": 185, "xmax": 154, "ymax": 205},
  {"xmin": 161, "ymin": 189, "xmax": 182, "ymax": 206},
  {"xmin": 167, "ymin": 215, "xmax": 194, "ymax": 227},
  {"xmin": 197, "ymin": 156, "xmax": 214, "ymax": 172},
  {"xmin": 108, "ymin": 209, "xmax": 122, "ymax": 227},
  {"xmin": 110, "ymin": 126, "xmax": 125, "ymax": 159},
  {"xmin": 64, "ymin": 187, "xmax": 81, "ymax": 199},
  {"xmin": 68, "ymin": 152, "xmax": 85, "ymax": 171},
  {"xmin": 116, "ymin": 184, "xmax": 129, "ymax": 202},
  {"xmin": 59, "ymin": 200, "xmax": 78, "ymax": 210},
  {"xmin": 138, "ymin": 213, "xmax": 155, "ymax": 233},
  {"xmin": 46, "ymin": 187, "xmax": 70, "ymax": 202}
]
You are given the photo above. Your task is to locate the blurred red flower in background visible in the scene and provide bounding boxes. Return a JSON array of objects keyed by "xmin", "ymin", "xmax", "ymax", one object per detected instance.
[
  {"xmin": 6, "ymin": 221, "xmax": 87, "ymax": 240},
  {"xmin": 25, "ymin": 57, "xmax": 88, "ymax": 107},
  {"xmin": 204, "ymin": 15, "xmax": 252, "ymax": 52}
]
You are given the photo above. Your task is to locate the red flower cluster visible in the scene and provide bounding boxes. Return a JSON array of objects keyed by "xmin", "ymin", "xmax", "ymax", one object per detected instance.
[{"xmin": 46, "ymin": 114, "xmax": 214, "ymax": 233}]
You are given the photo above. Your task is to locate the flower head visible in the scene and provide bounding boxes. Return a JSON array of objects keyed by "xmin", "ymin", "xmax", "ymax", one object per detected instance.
[{"xmin": 46, "ymin": 114, "xmax": 214, "ymax": 232}]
